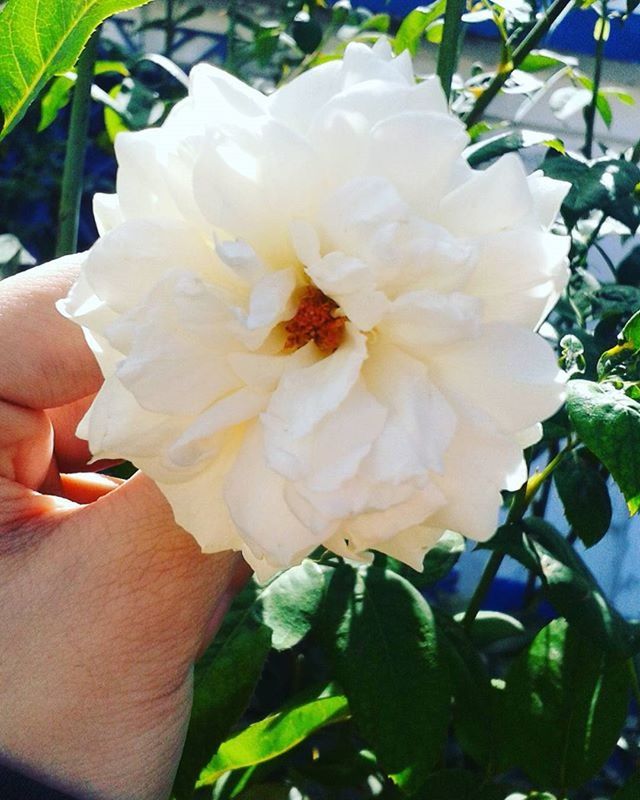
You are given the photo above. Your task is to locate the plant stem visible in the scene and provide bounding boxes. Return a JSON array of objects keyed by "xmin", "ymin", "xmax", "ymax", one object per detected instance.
[
  {"xmin": 463, "ymin": 0, "xmax": 575, "ymax": 128},
  {"xmin": 437, "ymin": 0, "xmax": 466, "ymax": 102},
  {"xmin": 583, "ymin": 1, "xmax": 607, "ymax": 159},
  {"xmin": 628, "ymin": 657, "xmax": 640, "ymax": 708},
  {"xmin": 463, "ymin": 443, "xmax": 571, "ymax": 631},
  {"xmin": 55, "ymin": 30, "xmax": 99, "ymax": 257},
  {"xmin": 463, "ymin": 550, "xmax": 504, "ymax": 632}
]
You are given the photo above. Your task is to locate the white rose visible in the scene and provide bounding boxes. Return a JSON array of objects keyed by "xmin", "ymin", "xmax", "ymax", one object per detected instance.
[{"xmin": 59, "ymin": 40, "xmax": 570, "ymax": 580}]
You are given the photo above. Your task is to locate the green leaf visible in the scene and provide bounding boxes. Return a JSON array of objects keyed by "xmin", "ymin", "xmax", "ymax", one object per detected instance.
[
  {"xmin": 197, "ymin": 692, "xmax": 350, "ymax": 785},
  {"xmin": 567, "ymin": 379, "xmax": 640, "ymax": 514},
  {"xmin": 394, "ymin": 1, "xmax": 446, "ymax": 55},
  {"xmin": 453, "ymin": 610, "xmax": 525, "ymax": 647},
  {"xmin": 172, "ymin": 596, "xmax": 272, "ymax": 800},
  {"xmin": 260, "ymin": 560, "xmax": 333, "ymax": 651},
  {"xmin": 413, "ymin": 530, "xmax": 465, "ymax": 586},
  {"xmin": 621, "ymin": 309, "xmax": 640, "ymax": 348},
  {"xmin": 329, "ymin": 565, "xmax": 450, "ymax": 791},
  {"xmin": 466, "ymin": 129, "xmax": 564, "ymax": 168},
  {"xmin": 0, "ymin": 0, "xmax": 150, "ymax": 141},
  {"xmin": 501, "ymin": 619, "xmax": 630, "ymax": 788},
  {"xmin": 553, "ymin": 449, "xmax": 612, "ymax": 546},
  {"xmin": 522, "ymin": 517, "xmax": 637, "ymax": 653},
  {"xmin": 541, "ymin": 155, "xmax": 640, "ymax": 231},
  {"xmin": 518, "ymin": 49, "xmax": 577, "ymax": 72},
  {"xmin": 615, "ymin": 772, "xmax": 640, "ymax": 799},
  {"xmin": 421, "ymin": 769, "xmax": 507, "ymax": 800},
  {"xmin": 483, "ymin": 519, "xmax": 639, "ymax": 654},
  {"xmin": 38, "ymin": 59, "xmax": 128, "ymax": 131},
  {"xmin": 435, "ymin": 611, "xmax": 503, "ymax": 771}
]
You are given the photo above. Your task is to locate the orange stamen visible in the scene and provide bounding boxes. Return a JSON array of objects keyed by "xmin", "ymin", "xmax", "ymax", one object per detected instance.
[{"xmin": 284, "ymin": 286, "xmax": 346, "ymax": 354}]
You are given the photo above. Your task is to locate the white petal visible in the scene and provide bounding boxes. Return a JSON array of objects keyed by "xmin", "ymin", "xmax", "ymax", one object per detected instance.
[
  {"xmin": 189, "ymin": 62, "xmax": 267, "ymax": 121},
  {"xmin": 84, "ymin": 219, "xmax": 218, "ymax": 314},
  {"xmin": 263, "ymin": 324, "xmax": 367, "ymax": 439},
  {"xmin": 346, "ymin": 482, "xmax": 445, "ymax": 545},
  {"xmin": 93, "ymin": 193, "xmax": 123, "ymax": 235},
  {"xmin": 263, "ymin": 380, "xmax": 387, "ymax": 491},
  {"xmin": 268, "ymin": 60, "xmax": 343, "ymax": 134},
  {"xmin": 438, "ymin": 154, "xmax": 534, "ymax": 237},
  {"xmin": 157, "ymin": 429, "xmax": 246, "ymax": 552},
  {"xmin": 224, "ymin": 423, "xmax": 323, "ymax": 566},
  {"xmin": 430, "ymin": 323, "xmax": 566, "ymax": 434},
  {"xmin": 79, "ymin": 375, "xmax": 187, "ymax": 463},
  {"xmin": 429, "ymin": 402, "xmax": 527, "ymax": 541},
  {"xmin": 244, "ymin": 268, "xmax": 297, "ymax": 330},
  {"xmin": 379, "ymin": 290, "xmax": 482, "ymax": 355},
  {"xmin": 366, "ymin": 111, "xmax": 469, "ymax": 215},
  {"xmin": 464, "ymin": 229, "xmax": 570, "ymax": 328},
  {"xmin": 321, "ymin": 176, "xmax": 409, "ymax": 255},
  {"xmin": 167, "ymin": 388, "xmax": 268, "ymax": 467},
  {"xmin": 375, "ymin": 524, "xmax": 449, "ymax": 571},
  {"xmin": 228, "ymin": 343, "xmax": 319, "ymax": 392},
  {"xmin": 363, "ymin": 341, "xmax": 457, "ymax": 481},
  {"xmin": 527, "ymin": 171, "xmax": 571, "ymax": 228}
]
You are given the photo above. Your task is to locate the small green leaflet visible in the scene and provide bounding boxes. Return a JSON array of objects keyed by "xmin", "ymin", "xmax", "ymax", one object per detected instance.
[{"xmin": 0, "ymin": 0, "xmax": 151, "ymax": 141}]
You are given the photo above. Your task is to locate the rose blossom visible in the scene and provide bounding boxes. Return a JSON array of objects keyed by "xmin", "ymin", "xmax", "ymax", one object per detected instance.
[{"xmin": 59, "ymin": 39, "xmax": 570, "ymax": 580}]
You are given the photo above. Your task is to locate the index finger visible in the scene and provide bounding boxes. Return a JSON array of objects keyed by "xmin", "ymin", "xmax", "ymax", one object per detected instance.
[{"xmin": 0, "ymin": 257, "xmax": 103, "ymax": 410}]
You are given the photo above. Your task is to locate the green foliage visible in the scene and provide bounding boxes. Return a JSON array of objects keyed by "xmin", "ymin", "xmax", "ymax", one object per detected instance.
[
  {"xmin": 541, "ymin": 156, "xmax": 640, "ymax": 232},
  {"xmin": 501, "ymin": 619, "xmax": 631, "ymax": 789},
  {"xmin": 327, "ymin": 565, "xmax": 450, "ymax": 791},
  {"xmin": 197, "ymin": 691, "xmax": 350, "ymax": 786},
  {"xmin": 567, "ymin": 380, "xmax": 640, "ymax": 514},
  {"xmin": 553, "ymin": 448, "xmax": 612, "ymax": 546},
  {"xmin": 393, "ymin": 1, "xmax": 446, "ymax": 56},
  {"xmin": 172, "ymin": 600, "xmax": 272, "ymax": 799},
  {"xmin": 0, "ymin": 0, "xmax": 151, "ymax": 141}
]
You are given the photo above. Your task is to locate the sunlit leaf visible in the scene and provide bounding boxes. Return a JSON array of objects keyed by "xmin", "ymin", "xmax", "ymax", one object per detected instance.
[
  {"xmin": 197, "ymin": 692, "xmax": 350, "ymax": 785},
  {"xmin": 0, "ymin": 0, "xmax": 151, "ymax": 141}
]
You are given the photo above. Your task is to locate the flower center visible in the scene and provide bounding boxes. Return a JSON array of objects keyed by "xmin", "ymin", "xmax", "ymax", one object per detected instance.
[{"xmin": 284, "ymin": 286, "xmax": 346, "ymax": 354}]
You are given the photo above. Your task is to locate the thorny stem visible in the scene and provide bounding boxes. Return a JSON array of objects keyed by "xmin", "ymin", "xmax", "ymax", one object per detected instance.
[
  {"xmin": 463, "ymin": 0, "xmax": 575, "ymax": 128},
  {"xmin": 55, "ymin": 30, "xmax": 99, "ymax": 257}
]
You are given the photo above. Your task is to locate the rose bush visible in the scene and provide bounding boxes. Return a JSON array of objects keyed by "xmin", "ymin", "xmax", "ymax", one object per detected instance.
[{"xmin": 60, "ymin": 39, "xmax": 570, "ymax": 578}]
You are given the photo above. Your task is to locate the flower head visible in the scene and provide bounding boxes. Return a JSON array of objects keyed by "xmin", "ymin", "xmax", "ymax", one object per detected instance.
[{"xmin": 60, "ymin": 40, "xmax": 570, "ymax": 579}]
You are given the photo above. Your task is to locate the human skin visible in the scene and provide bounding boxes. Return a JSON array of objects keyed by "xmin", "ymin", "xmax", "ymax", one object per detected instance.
[{"xmin": 0, "ymin": 261, "xmax": 248, "ymax": 800}]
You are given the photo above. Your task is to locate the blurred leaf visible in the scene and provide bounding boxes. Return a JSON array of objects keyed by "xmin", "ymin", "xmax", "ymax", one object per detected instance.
[
  {"xmin": 197, "ymin": 692, "xmax": 350, "ymax": 785},
  {"xmin": 502, "ymin": 618, "xmax": 630, "ymax": 788},
  {"xmin": 0, "ymin": 0, "xmax": 151, "ymax": 141},
  {"xmin": 172, "ymin": 594, "xmax": 272, "ymax": 800},
  {"xmin": 38, "ymin": 59, "xmax": 128, "ymax": 132},
  {"xmin": 518, "ymin": 49, "xmax": 577, "ymax": 72},
  {"xmin": 553, "ymin": 449, "xmax": 612, "ymax": 546},
  {"xmin": 394, "ymin": 1, "xmax": 446, "ymax": 55},
  {"xmin": 0, "ymin": 233, "xmax": 35, "ymax": 277},
  {"xmin": 292, "ymin": 14, "xmax": 323, "ymax": 54},
  {"xmin": 567, "ymin": 379, "xmax": 640, "ymax": 514},
  {"xmin": 329, "ymin": 566, "xmax": 449, "ymax": 791},
  {"xmin": 38, "ymin": 73, "xmax": 75, "ymax": 131},
  {"xmin": 421, "ymin": 769, "xmax": 507, "ymax": 799},
  {"xmin": 615, "ymin": 772, "xmax": 640, "ymax": 798},
  {"xmin": 466, "ymin": 129, "xmax": 564, "ymax": 167},
  {"xmin": 453, "ymin": 610, "xmax": 525, "ymax": 647}
]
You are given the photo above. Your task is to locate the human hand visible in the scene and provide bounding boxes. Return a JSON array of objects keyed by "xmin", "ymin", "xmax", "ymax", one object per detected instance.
[{"xmin": 0, "ymin": 260, "xmax": 248, "ymax": 800}]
